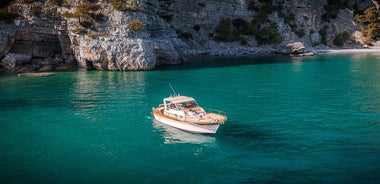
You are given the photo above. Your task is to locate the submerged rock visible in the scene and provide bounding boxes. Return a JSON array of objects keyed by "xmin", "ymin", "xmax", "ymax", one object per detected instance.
[{"xmin": 17, "ymin": 72, "xmax": 55, "ymax": 77}]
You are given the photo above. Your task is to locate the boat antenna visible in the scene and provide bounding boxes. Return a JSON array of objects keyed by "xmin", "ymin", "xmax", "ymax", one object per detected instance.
[{"xmin": 169, "ymin": 83, "xmax": 178, "ymax": 96}]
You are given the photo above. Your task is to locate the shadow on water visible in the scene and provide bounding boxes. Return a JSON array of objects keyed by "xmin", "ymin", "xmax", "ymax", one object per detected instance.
[
  {"xmin": 155, "ymin": 53, "xmax": 373, "ymax": 72},
  {"xmin": 155, "ymin": 55, "xmax": 295, "ymax": 71},
  {"xmin": 216, "ymin": 121, "xmax": 282, "ymax": 151},
  {"xmin": 151, "ymin": 118, "xmax": 280, "ymax": 149}
]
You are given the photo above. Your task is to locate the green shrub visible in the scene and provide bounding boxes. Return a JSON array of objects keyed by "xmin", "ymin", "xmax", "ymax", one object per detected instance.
[
  {"xmin": 72, "ymin": 28, "xmax": 87, "ymax": 35},
  {"xmin": 62, "ymin": 0, "xmax": 71, "ymax": 8},
  {"xmin": 233, "ymin": 18, "xmax": 254, "ymax": 35},
  {"xmin": 213, "ymin": 18, "xmax": 232, "ymax": 42},
  {"xmin": 160, "ymin": 14, "xmax": 173, "ymax": 22},
  {"xmin": 362, "ymin": 22, "xmax": 380, "ymax": 43},
  {"xmin": 61, "ymin": 11, "xmax": 77, "ymax": 18},
  {"xmin": 240, "ymin": 38, "xmax": 248, "ymax": 45},
  {"xmin": 341, "ymin": 30, "xmax": 350, "ymax": 41},
  {"xmin": 318, "ymin": 26, "xmax": 327, "ymax": 44},
  {"xmin": 312, "ymin": 42, "xmax": 320, "ymax": 47},
  {"xmin": 355, "ymin": 6, "xmax": 380, "ymax": 44},
  {"xmin": 110, "ymin": 0, "xmax": 125, "ymax": 11},
  {"xmin": 74, "ymin": 3, "xmax": 98, "ymax": 20},
  {"xmin": 216, "ymin": 18, "xmax": 232, "ymax": 34},
  {"xmin": 80, "ymin": 21, "xmax": 93, "ymax": 29},
  {"xmin": 92, "ymin": 13, "xmax": 105, "ymax": 22},
  {"xmin": 295, "ymin": 29, "xmax": 305, "ymax": 38},
  {"xmin": 232, "ymin": 18, "xmax": 247, "ymax": 29},
  {"xmin": 321, "ymin": 0, "xmax": 347, "ymax": 22},
  {"xmin": 193, "ymin": 25, "xmax": 200, "ymax": 31},
  {"xmin": 111, "ymin": 0, "xmax": 139, "ymax": 11},
  {"xmin": 333, "ymin": 34, "xmax": 344, "ymax": 46},
  {"xmin": 248, "ymin": 0, "xmax": 256, "ymax": 11},
  {"xmin": 285, "ymin": 13, "xmax": 295, "ymax": 23},
  {"xmin": 199, "ymin": 39, "xmax": 207, "ymax": 46},
  {"xmin": 321, "ymin": 11, "xmax": 338, "ymax": 23},
  {"xmin": 30, "ymin": 7, "xmax": 41, "ymax": 17},
  {"xmin": 62, "ymin": 3, "xmax": 104, "ymax": 29},
  {"xmin": 128, "ymin": 19, "xmax": 143, "ymax": 32},
  {"xmin": 256, "ymin": 10, "xmax": 268, "ymax": 22},
  {"xmin": 178, "ymin": 32, "xmax": 193, "ymax": 40},
  {"xmin": 49, "ymin": 0, "xmax": 63, "ymax": 6},
  {"xmin": 250, "ymin": 17, "xmax": 260, "ymax": 34},
  {"xmin": 128, "ymin": 5, "xmax": 139, "ymax": 11},
  {"xmin": 255, "ymin": 22, "xmax": 283, "ymax": 45},
  {"xmin": 355, "ymin": 6, "xmax": 380, "ymax": 24},
  {"xmin": 276, "ymin": 4, "xmax": 283, "ymax": 12},
  {"xmin": 261, "ymin": 0, "xmax": 274, "ymax": 14}
]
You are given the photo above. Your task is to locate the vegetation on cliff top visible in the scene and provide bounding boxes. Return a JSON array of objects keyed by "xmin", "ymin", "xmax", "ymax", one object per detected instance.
[
  {"xmin": 62, "ymin": 2, "xmax": 105, "ymax": 31},
  {"xmin": 128, "ymin": 19, "xmax": 143, "ymax": 32},
  {"xmin": 111, "ymin": 0, "xmax": 139, "ymax": 11},
  {"xmin": 1, "ymin": 0, "xmax": 379, "ymax": 47},
  {"xmin": 355, "ymin": 6, "xmax": 380, "ymax": 45},
  {"xmin": 212, "ymin": 0, "xmax": 282, "ymax": 45}
]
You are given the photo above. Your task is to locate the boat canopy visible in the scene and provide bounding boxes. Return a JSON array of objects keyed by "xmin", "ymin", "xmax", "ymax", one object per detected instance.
[{"xmin": 164, "ymin": 96, "xmax": 196, "ymax": 104}]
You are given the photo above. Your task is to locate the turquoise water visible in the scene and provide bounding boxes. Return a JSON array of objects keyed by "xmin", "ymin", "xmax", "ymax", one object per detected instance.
[{"xmin": 1, "ymin": 53, "xmax": 380, "ymax": 183}]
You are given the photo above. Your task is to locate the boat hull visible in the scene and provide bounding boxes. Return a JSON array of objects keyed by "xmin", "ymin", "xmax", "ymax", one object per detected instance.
[{"xmin": 153, "ymin": 112, "xmax": 220, "ymax": 134}]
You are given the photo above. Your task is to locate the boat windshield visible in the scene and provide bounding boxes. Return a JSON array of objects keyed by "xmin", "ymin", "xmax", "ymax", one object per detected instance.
[
  {"xmin": 184, "ymin": 101, "xmax": 197, "ymax": 108},
  {"xmin": 166, "ymin": 100, "xmax": 198, "ymax": 110},
  {"xmin": 164, "ymin": 96, "xmax": 199, "ymax": 110}
]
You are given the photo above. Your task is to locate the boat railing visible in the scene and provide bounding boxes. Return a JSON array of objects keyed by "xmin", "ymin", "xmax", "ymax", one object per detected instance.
[{"xmin": 204, "ymin": 108, "xmax": 227, "ymax": 117}]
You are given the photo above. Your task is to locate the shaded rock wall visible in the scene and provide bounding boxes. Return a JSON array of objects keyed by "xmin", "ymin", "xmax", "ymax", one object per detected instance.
[{"xmin": 0, "ymin": 1, "xmax": 75, "ymax": 71}]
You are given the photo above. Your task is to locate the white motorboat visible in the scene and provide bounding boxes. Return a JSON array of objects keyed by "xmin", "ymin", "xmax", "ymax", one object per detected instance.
[
  {"xmin": 152, "ymin": 93, "xmax": 227, "ymax": 134},
  {"xmin": 153, "ymin": 120, "xmax": 216, "ymax": 144}
]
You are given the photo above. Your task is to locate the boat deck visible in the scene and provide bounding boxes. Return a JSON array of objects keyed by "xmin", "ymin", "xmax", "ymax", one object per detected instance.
[{"xmin": 153, "ymin": 106, "xmax": 227, "ymax": 125}]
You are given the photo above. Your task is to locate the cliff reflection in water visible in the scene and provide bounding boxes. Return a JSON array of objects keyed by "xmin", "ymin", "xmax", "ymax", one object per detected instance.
[
  {"xmin": 70, "ymin": 70, "xmax": 147, "ymax": 121},
  {"xmin": 153, "ymin": 120, "xmax": 216, "ymax": 144}
]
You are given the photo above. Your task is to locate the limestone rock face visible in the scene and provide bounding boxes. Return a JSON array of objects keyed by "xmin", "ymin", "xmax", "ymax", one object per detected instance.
[
  {"xmin": 0, "ymin": 0, "xmax": 377, "ymax": 71},
  {"xmin": 76, "ymin": 38, "xmax": 157, "ymax": 71},
  {"xmin": 63, "ymin": 0, "xmax": 185, "ymax": 70}
]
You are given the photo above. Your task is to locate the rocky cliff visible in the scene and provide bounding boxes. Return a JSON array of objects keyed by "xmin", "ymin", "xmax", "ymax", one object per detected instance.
[{"xmin": 0, "ymin": 0, "xmax": 378, "ymax": 71}]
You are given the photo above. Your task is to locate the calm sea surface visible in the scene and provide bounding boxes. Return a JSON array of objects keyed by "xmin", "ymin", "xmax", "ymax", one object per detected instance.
[{"xmin": 1, "ymin": 53, "xmax": 380, "ymax": 183}]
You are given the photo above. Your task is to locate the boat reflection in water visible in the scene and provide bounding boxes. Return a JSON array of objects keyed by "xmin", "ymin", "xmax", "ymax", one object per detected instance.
[{"xmin": 153, "ymin": 120, "xmax": 216, "ymax": 144}]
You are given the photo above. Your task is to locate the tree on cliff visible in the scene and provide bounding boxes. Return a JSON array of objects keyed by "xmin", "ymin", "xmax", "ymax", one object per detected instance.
[{"xmin": 355, "ymin": 6, "xmax": 380, "ymax": 45}]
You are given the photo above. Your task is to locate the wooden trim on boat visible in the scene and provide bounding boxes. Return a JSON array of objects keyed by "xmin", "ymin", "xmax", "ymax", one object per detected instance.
[{"xmin": 152, "ymin": 108, "xmax": 225, "ymax": 125}]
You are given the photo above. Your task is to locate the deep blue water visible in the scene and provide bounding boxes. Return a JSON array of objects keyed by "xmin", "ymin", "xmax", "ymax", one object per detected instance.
[{"xmin": 1, "ymin": 53, "xmax": 380, "ymax": 183}]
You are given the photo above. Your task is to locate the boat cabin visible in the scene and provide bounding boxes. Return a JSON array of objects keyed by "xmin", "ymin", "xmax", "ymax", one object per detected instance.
[{"xmin": 163, "ymin": 96, "xmax": 202, "ymax": 118}]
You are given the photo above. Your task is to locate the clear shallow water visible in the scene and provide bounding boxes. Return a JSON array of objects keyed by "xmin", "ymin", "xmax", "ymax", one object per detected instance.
[{"xmin": 1, "ymin": 53, "xmax": 380, "ymax": 183}]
